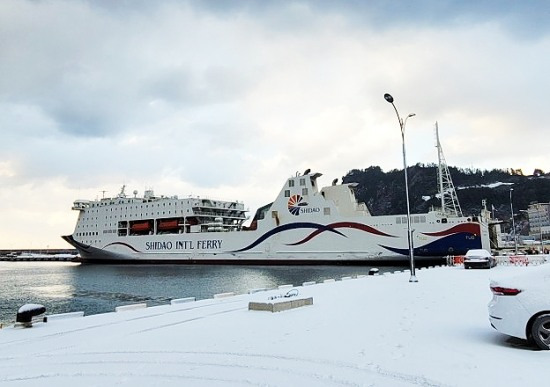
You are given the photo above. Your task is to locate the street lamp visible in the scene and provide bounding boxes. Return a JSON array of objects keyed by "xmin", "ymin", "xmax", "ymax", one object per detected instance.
[
  {"xmin": 384, "ymin": 93, "xmax": 417, "ymax": 283},
  {"xmin": 539, "ymin": 204, "xmax": 546, "ymax": 253},
  {"xmin": 509, "ymin": 188, "xmax": 518, "ymax": 254}
]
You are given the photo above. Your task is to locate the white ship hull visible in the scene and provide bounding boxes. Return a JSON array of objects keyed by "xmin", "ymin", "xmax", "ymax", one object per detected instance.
[{"xmin": 63, "ymin": 171, "xmax": 491, "ymax": 264}]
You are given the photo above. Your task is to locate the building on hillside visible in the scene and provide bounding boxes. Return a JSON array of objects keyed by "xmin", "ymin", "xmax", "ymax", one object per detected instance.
[{"xmin": 527, "ymin": 202, "xmax": 550, "ymax": 241}]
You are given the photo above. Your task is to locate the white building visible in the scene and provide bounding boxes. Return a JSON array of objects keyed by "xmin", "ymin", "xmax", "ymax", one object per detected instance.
[{"xmin": 527, "ymin": 202, "xmax": 550, "ymax": 240}]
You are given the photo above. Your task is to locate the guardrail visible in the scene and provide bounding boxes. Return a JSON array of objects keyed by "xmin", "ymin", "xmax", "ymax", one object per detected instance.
[
  {"xmin": 495, "ymin": 255, "xmax": 548, "ymax": 266},
  {"xmin": 447, "ymin": 254, "xmax": 549, "ymax": 266}
]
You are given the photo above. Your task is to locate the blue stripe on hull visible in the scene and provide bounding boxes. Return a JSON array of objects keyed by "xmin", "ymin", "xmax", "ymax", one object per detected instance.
[{"xmin": 381, "ymin": 233, "xmax": 482, "ymax": 257}]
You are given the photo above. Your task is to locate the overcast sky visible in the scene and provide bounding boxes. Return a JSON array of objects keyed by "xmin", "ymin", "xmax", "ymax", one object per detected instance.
[{"xmin": 1, "ymin": 0, "xmax": 549, "ymax": 249}]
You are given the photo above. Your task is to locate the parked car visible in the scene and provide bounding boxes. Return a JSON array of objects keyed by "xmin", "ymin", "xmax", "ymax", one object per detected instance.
[
  {"xmin": 488, "ymin": 263, "xmax": 550, "ymax": 350},
  {"xmin": 464, "ymin": 249, "xmax": 496, "ymax": 269}
]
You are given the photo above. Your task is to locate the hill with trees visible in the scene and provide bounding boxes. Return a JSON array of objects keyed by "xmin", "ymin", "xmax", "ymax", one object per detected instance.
[{"xmin": 342, "ymin": 164, "xmax": 550, "ymax": 229}]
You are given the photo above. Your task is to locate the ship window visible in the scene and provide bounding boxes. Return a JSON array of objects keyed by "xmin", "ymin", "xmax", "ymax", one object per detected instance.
[
  {"xmin": 300, "ymin": 178, "xmax": 306, "ymax": 186},
  {"xmin": 289, "ymin": 180, "xmax": 295, "ymax": 187},
  {"xmin": 302, "ymin": 188, "xmax": 308, "ymax": 196},
  {"xmin": 324, "ymin": 207, "xmax": 330, "ymax": 215},
  {"xmin": 396, "ymin": 217, "xmax": 401, "ymax": 224},
  {"xmin": 284, "ymin": 190, "xmax": 290, "ymax": 197}
]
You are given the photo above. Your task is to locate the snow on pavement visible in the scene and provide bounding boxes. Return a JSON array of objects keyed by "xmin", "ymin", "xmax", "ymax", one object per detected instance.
[{"xmin": 0, "ymin": 265, "xmax": 549, "ymax": 386}]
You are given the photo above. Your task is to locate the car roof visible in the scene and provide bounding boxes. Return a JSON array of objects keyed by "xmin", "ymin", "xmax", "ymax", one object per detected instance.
[{"xmin": 465, "ymin": 249, "xmax": 491, "ymax": 257}]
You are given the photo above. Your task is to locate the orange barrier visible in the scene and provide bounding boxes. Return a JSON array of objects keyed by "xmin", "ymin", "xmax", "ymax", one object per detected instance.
[
  {"xmin": 509, "ymin": 255, "xmax": 529, "ymax": 266},
  {"xmin": 445, "ymin": 255, "xmax": 464, "ymax": 266}
]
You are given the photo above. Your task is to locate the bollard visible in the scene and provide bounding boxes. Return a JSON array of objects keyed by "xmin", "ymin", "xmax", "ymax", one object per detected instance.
[{"xmin": 16, "ymin": 304, "xmax": 46, "ymax": 327}]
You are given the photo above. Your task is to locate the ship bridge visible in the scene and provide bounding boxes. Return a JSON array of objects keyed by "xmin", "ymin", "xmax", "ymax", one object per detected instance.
[{"xmin": 72, "ymin": 200, "xmax": 90, "ymax": 211}]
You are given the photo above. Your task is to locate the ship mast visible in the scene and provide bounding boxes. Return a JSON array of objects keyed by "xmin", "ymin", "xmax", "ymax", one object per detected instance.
[{"xmin": 436, "ymin": 122, "xmax": 463, "ymax": 217}]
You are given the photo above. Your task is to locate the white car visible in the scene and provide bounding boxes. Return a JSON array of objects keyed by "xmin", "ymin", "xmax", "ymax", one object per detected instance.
[
  {"xmin": 464, "ymin": 249, "xmax": 496, "ymax": 269},
  {"xmin": 488, "ymin": 263, "xmax": 550, "ymax": 350}
]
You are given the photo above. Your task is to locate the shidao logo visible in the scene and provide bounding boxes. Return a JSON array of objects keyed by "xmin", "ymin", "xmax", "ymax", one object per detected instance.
[{"xmin": 288, "ymin": 194, "xmax": 308, "ymax": 216}]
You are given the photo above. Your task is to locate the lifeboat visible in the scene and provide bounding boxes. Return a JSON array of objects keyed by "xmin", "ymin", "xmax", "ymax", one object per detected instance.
[
  {"xmin": 158, "ymin": 219, "xmax": 179, "ymax": 230},
  {"xmin": 131, "ymin": 221, "xmax": 151, "ymax": 232}
]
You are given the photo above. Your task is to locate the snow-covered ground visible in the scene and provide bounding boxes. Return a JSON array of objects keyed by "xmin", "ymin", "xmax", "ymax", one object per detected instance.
[{"xmin": 0, "ymin": 265, "xmax": 548, "ymax": 386}]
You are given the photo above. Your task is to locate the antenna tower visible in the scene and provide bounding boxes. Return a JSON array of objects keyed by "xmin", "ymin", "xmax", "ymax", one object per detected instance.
[{"xmin": 436, "ymin": 122, "xmax": 462, "ymax": 217}]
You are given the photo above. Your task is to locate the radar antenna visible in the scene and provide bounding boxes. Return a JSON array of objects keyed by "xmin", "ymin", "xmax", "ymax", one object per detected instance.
[
  {"xmin": 117, "ymin": 185, "xmax": 127, "ymax": 198},
  {"xmin": 436, "ymin": 122, "xmax": 462, "ymax": 217}
]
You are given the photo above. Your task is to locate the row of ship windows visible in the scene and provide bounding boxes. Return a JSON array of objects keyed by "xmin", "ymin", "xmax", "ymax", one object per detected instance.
[
  {"xmin": 92, "ymin": 201, "xmax": 177, "ymax": 207},
  {"xmin": 80, "ymin": 212, "xmax": 179, "ymax": 222},
  {"xmin": 89, "ymin": 203, "xmax": 239, "ymax": 210},
  {"xmin": 284, "ymin": 188, "xmax": 308, "ymax": 197},
  {"xmin": 90, "ymin": 201, "xmax": 235, "ymax": 208},
  {"xmin": 76, "ymin": 232, "xmax": 99, "ymax": 237},
  {"xmin": 77, "ymin": 224, "xmax": 119, "ymax": 229},
  {"xmin": 288, "ymin": 178, "xmax": 307, "ymax": 188},
  {"xmin": 87, "ymin": 206, "xmax": 192, "ymax": 213},
  {"xmin": 396, "ymin": 216, "xmax": 427, "ymax": 224}
]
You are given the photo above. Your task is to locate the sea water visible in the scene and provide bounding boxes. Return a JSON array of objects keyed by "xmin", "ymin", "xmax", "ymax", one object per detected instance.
[{"xmin": 0, "ymin": 261, "xmax": 418, "ymax": 325}]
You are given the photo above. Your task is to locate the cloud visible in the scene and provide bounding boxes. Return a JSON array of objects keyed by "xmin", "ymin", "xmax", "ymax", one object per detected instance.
[{"xmin": 0, "ymin": 0, "xmax": 549, "ymax": 248}]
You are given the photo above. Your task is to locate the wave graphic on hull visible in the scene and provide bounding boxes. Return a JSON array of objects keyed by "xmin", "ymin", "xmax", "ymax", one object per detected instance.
[
  {"xmin": 103, "ymin": 242, "xmax": 141, "ymax": 253},
  {"xmin": 230, "ymin": 222, "xmax": 346, "ymax": 253},
  {"xmin": 287, "ymin": 222, "xmax": 396, "ymax": 246},
  {"xmin": 421, "ymin": 223, "xmax": 480, "ymax": 237},
  {"xmin": 380, "ymin": 233, "xmax": 481, "ymax": 257}
]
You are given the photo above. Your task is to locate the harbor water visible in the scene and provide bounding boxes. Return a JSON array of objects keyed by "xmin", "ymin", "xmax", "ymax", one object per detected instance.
[{"xmin": 0, "ymin": 261, "xmax": 420, "ymax": 325}]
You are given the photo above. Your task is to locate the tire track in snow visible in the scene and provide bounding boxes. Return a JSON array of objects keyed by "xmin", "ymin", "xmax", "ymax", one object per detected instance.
[
  {"xmin": 0, "ymin": 299, "xmax": 246, "ymax": 356},
  {"xmin": 0, "ymin": 350, "xmax": 448, "ymax": 386}
]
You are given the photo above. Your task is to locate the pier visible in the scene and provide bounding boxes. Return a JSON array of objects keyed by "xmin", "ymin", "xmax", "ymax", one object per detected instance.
[
  {"xmin": 0, "ymin": 265, "xmax": 547, "ymax": 386},
  {"xmin": 0, "ymin": 249, "xmax": 79, "ymax": 262}
]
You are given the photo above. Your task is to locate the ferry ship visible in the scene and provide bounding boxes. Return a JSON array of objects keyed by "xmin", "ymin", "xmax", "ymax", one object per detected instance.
[{"xmin": 62, "ymin": 169, "xmax": 491, "ymax": 264}]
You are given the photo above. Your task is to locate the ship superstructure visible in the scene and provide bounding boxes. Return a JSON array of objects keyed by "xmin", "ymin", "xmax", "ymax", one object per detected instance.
[{"xmin": 70, "ymin": 185, "xmax": 247, "ymax": 247}]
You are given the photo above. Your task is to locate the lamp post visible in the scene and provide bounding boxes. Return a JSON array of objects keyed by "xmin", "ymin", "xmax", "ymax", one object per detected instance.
[
  {"xmin": 384, "ymin": 93, "xmax": 417, "ymax": 283},
  {"xmin": 509, "ymin": 188, "xmax": 517, "ymax": 254},
  {"xmin": 539, "ymin": 204, "xmax": 546, "ymax": 253}
]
